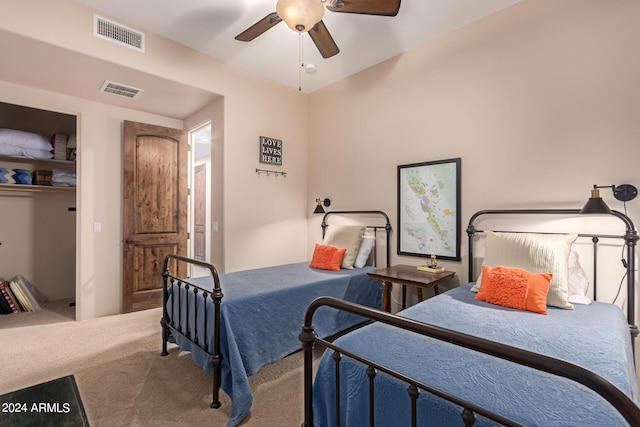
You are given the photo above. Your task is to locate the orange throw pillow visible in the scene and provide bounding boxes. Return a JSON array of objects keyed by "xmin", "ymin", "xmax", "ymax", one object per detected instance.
[
  {"xmin": 309, "ymin": 244, "xmax": 347, "ymax": 271},
  {"xmin": 475, "ymin": 265, "xmax": 552, "ymax": 314}
]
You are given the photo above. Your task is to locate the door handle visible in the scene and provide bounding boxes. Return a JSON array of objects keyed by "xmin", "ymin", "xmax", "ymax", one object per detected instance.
[{"xmin": 125, "ymin": 239, "xmax": 135, "ymax": 244}]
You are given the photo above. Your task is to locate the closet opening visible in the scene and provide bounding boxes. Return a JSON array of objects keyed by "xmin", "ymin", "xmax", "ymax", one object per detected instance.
[{"xmin": 0, "ymin": 101, "xmax": 77, "ymax": 324}]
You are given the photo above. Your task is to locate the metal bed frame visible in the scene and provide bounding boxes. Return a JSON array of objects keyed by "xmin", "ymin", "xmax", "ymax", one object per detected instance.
[
  {"xmin": 160, "ymin": 254, "xmax": 223, "ymax": 407},
  {"xmin": 300, "ymin": 209, "xmax": 640, "ymax": 427},
  {"xmin": 159, "ymin": 210, "xmax": 392, "ymax": 410}
]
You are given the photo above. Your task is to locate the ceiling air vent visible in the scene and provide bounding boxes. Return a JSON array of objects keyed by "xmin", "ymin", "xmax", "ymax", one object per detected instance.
[
  {"xmin": 93, "ymin": 14, "xmax": 145, "ymax": 52},
  {"xmin": 100, "ymin": 81, "xmax": 144, "ymax": 99}
]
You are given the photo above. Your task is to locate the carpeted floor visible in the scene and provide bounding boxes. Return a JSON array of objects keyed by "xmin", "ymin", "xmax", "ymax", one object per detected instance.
[
  {"xmin": 0, "ymin": 298, "xmax": 75, "ymax": 329},
  {"xmin": 0, "ymin": 305, "xmax": 320, "ymax": 426}
]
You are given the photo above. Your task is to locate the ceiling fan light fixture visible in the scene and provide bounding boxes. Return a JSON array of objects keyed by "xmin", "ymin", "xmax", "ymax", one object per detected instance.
[{"xmin": 276, "ymin": 0, "xmax": 325, "ymax": 32}]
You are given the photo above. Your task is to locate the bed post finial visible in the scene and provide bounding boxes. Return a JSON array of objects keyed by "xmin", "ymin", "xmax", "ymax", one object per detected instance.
[
  {"xmin": 461, "ymin": 408, "xmax": 477, "ymax": 427},
  {"xmin": 466, "ymin": 223, "xmax": 477, "ymax": 281}
]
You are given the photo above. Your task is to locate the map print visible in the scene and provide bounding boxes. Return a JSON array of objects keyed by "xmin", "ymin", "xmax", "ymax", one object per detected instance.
[{"xmin": 399, "ymin": 161, "xmax": 458, "ymax": 258}]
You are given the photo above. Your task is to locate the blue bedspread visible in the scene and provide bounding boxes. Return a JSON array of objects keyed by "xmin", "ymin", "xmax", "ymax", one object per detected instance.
[
  {"xmin": 313, "ymin": 284, "xmax": 639, "ymax": 426},
  {"xmin": 167, "ymin": 262, "xmax": 382, "ymax": 426}
]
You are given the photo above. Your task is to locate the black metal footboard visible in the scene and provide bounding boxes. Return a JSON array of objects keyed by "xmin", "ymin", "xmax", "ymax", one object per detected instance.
[
  {"xmin": 300, "ymin": 297, "xmax": 640, "ymax": 427},
  {"xmin": 160, "ymin": 254, "xmax": 223, "ymax": 409}
]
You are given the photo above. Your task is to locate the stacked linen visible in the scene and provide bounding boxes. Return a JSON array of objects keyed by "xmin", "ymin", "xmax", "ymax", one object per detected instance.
[
  {"xmin": 51, "ymin": 133, "xmax": 68, "ymax": 160},
  {"xmin": 0, "ymin": 128, "xmax": 54, "ymax": 159},
  {"xmin": 52, "ymin": 169, "xmax": 76, "ymax": 187},
  {"xmin": 0, "ymin": 168, "xmax": 32, "ymax": 185},
  {"xmin": 66, "ymin": 135, "xmax": 77, "ymax": 163}
]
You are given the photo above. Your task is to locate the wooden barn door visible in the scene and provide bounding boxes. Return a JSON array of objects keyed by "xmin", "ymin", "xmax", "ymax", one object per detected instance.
[{"xmin": 122, "ymin": 120, "xmax": 188, "ymax": 313}]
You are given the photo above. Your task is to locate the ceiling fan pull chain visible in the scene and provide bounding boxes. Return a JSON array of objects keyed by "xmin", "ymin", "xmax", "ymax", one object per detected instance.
[{"xmin": 298, "ymin": 31, "xmax": 304, "ymax": 92}]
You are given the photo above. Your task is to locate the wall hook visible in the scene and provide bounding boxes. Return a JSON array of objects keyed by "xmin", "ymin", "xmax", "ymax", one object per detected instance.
[{"xmin": 256, "ymin": 168, "xmax": 287, "ymax": 178}]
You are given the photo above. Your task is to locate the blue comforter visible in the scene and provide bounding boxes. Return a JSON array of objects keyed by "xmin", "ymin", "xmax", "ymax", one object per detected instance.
[
  {"xmin": 313, "ymin": 284, "xmax": 639, "ymax": 426},
  {"xmin": 167, "ymin": 262, "xmax": 382, "ymax": 426}
]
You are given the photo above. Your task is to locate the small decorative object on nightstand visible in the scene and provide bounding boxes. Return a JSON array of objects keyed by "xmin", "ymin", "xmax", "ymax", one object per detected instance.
[
  {"xmin": 416, "ymin": 265, "xmax": 445, "ymax": 273},
  {"xmin": 417, "ymin": 254, "xmax": 445, "ymax": 273}
]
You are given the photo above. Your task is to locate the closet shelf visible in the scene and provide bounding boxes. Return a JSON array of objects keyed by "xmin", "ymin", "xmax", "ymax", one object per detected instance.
[
  {"xmin": 0, "ymin": 154, "xmax": 76, "ymax": 194},
  {"xmin": 0, "ymin": 154, "xmax": 75, "ymax": 167},
  {"xmin": 0, "ymin": 183, "xmax": 75, "ymax": 193}
]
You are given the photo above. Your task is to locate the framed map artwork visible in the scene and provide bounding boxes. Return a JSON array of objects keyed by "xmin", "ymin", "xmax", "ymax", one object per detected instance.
[{"xmin": 397, "ymin": 158, "xmax": 461, "ymax": 261}]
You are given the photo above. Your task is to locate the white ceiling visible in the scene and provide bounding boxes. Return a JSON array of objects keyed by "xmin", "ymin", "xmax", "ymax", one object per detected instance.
[{"xmin": 73, "ymin": 0, "xmax": 523, "ymax": 93}]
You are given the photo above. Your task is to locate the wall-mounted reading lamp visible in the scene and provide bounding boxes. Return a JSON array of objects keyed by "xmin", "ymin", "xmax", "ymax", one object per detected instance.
[
  {"xmin": 313, "ymin": 198, "xmax": 331, "ymax": 214},
  {"xmin": 580, "ymin": 184, "xmax": 638, "ymax": 214}
]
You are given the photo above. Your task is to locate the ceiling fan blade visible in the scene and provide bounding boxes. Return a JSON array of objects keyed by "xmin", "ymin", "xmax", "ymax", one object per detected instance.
[
  {"xmin": 326, "ymin": 0, "xmax": 401, "ymax": 17},
  {"xmin": 235, "ymin": 12, "xmax": 282, "ymax": 42},
  {"xmin": 308, "ymin": 20, "xmax": 340, "ymax": 59}
]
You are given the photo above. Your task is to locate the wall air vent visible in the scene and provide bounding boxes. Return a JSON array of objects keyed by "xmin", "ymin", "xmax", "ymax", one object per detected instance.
[
  {"xmin": 93, "ymin": 14, "xmax": 145, "ymax": 52},
  {"xmin": 100, "ymin": 81, "xmax": 144, "ymax": 99}
]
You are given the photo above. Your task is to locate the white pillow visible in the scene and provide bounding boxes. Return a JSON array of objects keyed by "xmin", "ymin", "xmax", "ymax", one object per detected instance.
[
  {"xmin": 0, "ymin": 128, "xmax": 53, "ymax": 151},
  {"xmin": 568, "ymin": 251, "xmax": 592, "ymax": 305},
  {"xmin": 354, "ymin": 235, "xmax": 375, "ymax": 268},
  {"xmin": 0, "ymin": 143, "xmax": 54, "ymax": 159},
  {"xmin": 322, "ymin": 225, "xmax": 365, "ymax": 269},
  {"xmin": 471, "ymin": 231, "xmax": 577, "ymax": 309}
]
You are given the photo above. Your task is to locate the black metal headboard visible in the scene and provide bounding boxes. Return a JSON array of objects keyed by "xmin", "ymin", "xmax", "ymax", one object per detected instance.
[
  {"xmin": 321, "ymin": 210, "xmax": 392, "ymax": 268},
  {"xmin": 466, "ymin": 208, "xmax": 638, "ymax": 352}
]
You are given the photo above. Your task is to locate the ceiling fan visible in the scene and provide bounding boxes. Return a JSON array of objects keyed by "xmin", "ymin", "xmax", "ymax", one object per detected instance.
[{"xmin": 235, "ymin": 0, "xmax": 401, "ymax": 59}]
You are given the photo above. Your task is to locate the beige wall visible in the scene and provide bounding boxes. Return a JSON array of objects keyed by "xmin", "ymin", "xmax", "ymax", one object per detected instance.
[
  {"xmin": 0, "ymin": 186, "xmax": 76, "ymax": 302},
  {"xmin": 0, "ymin": 0, "xmax": 310, "ymax": 319},
  {"xmin": 308, "ymin": 0, "xmax": 639, "ymax": 272}
]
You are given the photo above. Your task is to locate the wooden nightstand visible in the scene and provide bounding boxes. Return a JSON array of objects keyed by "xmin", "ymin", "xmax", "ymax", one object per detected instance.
[{"xmin": 368, "ymin": 264, "xmax": 456, "ymax": 312}]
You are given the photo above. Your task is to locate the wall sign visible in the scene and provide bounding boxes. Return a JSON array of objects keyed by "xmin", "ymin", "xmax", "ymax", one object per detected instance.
[{"xmin": 260, "ymin": 136, "xmax": 282, "ymax": 165}]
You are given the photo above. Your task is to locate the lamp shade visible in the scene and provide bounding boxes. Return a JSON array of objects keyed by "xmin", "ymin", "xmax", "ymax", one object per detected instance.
[
  {"xmin": 580, "ymin": 188, "xmax": 613, "ymax": 214},
  {"xmin": 276, "ymin": 0, "xmax": 325, "ymax": 32},
  {"xmin": 313, "ymin": 198, "xmax": 325, "ymax": 214}
]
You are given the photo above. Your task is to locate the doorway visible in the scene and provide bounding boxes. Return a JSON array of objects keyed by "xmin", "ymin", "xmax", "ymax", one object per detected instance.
[{"xmin": 189, "ymin": 122, "xmax": 212, "ymax": 276}]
